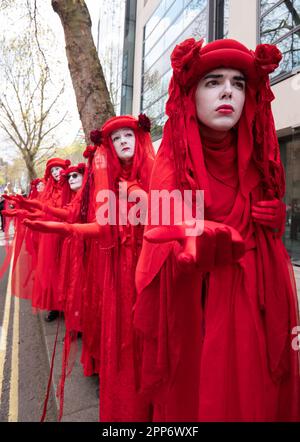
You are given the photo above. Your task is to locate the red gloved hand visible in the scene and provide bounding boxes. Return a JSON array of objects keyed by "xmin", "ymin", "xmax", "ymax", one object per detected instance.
[
  {"xmin": 13, "ymin": 195, "xmax": 43, "ymax": 210},
  {"xmin": 23, "ymin": 219, "xmax": 72, "ymax": 235},
  {"xmin": 2, "ymin": 194, "xmax": 19, "ymax": 203},
  {"xmin": 22, "ymin": 209, "xmax": 44, "ymax": 220},
  {"xmin": 2, "ymin": 209, "xmax": 43, "ymax": 219},
  {"xmin": 1, "ymin": 209, "xmax": 17, "ymax": 217},
  {"xmin": 251, "ymin": 199, "xmax": 285, "ymax": 230},
  {"xmin": 144, "ymin": 220, "xmax": 245, "ymax": 271},
  {"xmin": 2, "ymin": 209, "xmax": 25, "ymax": 218}
]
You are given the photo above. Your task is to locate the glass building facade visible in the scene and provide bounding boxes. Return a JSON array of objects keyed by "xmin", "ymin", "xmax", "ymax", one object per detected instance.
[
  {"xmin": 260, "ymin": 1, "xmax": 300, "ymax": 262},
  {"xmin": 280, "ymin": 131, "xmax": 300, "ymax": 263},
  {"xmin": 260, "ymin": 0, "xmax": 300, "ymax": 81},
  {"xmin": 141, "ymin": 0, "xmax": 229, "ymax": 140}
]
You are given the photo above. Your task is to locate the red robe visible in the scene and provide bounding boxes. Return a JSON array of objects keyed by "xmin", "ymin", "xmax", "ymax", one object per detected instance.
[
  {"xmin": 11, "ymin": 190, "xmax": 44, "ymax": 300},
  {"xmin": 31, "ymin": 179, "xmax": 67, "ymax": 311},
  {"xmin": 134, "ymin": 131, "xmax": 300, "ymax": 421},
  {"xmin": 79, "ymin": 139, "xmax": 154, "ymax": 421}
]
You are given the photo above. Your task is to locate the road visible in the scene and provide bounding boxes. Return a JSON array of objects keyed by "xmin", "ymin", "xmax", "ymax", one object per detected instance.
[{"xmin": 0, "ymin": 234, "xmax": 56, "ymax": 422}]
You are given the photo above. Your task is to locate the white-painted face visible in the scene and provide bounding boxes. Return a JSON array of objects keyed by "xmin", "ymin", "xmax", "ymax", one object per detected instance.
[
  {"xmin": 195, "ymin": 68, "xmax": 246, "ymax": 133},
  {"xmin": 36, "ymin": 182, "xmax": 45, "ymax": 193},
  {"xmin": 51, "ymin": 166, "xmax": 64, "ymax": 181},
  {"xmin": 68, "ymin": 172, "xmax": 83, "ymax": 191},
  {"xmin": 111, "ymin": 127, "xmax": 135, "ymax": 163}
]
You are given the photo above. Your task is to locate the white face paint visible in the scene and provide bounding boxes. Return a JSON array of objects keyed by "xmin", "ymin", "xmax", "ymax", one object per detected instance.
[
  {"xmin": 51, "ymin": 166, "xmax": 64, "ymax": 182},
  {"xmin": 111, "ymin": 127, "xmax": 135, "ymax": 163},
  {"xmin": 68, "ymin": 172, "xmax": 83, "ymax": 191},
  {"xmin": 195, "ymin": 68, "xmax": 246, "ymax": 134},
  {"xmin": 36, "ymin": 182, "xmax": 45, "ymax": 193}
]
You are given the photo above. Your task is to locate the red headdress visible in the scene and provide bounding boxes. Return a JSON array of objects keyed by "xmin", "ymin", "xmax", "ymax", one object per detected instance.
[
  {"xmin": 84, "ymin": 115, "xmax": 155, "ymax": 222},
  {"xmin": 28, "ymin": 178, "xmax": 45, "ymax": 199},
  {"xmin": 59, "ymin": 163, "xmax": 87, "ymax": 206},
  {"xmin": 41, "ymin": 157, "xmax": 71, "ymax": 204},
  {"xmin": 99, "ymin": 114, "xmax": 154, "ymax": 192},
  {"xmin": 164, "ymin": 38, "xmax": 283, "ymax": 207},
  {"xmin": 44, "ymin": 158, "xmax": 71, "ymax": 180},
  {"xmin": 60, "ymin": 162, "xmax": 86, "ymax": 181}
]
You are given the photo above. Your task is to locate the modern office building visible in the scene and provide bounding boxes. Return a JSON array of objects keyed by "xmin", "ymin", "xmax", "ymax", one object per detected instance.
[
  {"xmin": 96, "ymin": 0, "xmax": 127, "ymax": 114},
  {"xmin": 119, "ymin": 0, "xmax": 300, "ymax": 262}
]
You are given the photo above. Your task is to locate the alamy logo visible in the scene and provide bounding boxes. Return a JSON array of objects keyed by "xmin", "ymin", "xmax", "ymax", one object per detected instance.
[
  {"xmin": 95, "ymin": 183, "xmax": 205, "ymax": 236},
  {"xmin": 291, "ymin": 326, "xmax": 300, "ymax": 351}
]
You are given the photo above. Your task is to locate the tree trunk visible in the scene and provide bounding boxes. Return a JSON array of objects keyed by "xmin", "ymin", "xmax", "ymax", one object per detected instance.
[
  {"xmin": 24, "ymin": 155, "xmax": 37, "ymax": 181},
  {"xmin": 51, "ymin": 0, "xmax": 115, "ymax": 143}
]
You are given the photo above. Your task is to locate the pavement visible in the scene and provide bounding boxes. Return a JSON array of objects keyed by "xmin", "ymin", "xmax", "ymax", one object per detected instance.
[
  {"xmin": 0, "ymin": 236, "xmax": 57, "ymax": 422},
  {"xmin": 40, "ymin": 315, "xmax": 99, "ymax": 422}
]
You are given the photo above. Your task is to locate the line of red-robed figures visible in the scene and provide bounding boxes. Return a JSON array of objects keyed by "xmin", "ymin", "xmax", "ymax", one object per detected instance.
[{"xmin": 2, "ymin": 111, "xmax": 300, "ymax": 422}]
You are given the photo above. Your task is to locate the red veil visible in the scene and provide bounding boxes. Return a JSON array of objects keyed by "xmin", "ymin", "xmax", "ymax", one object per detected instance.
[
  {"xmin": 31, "ymin": 158, "xmax": 71, "ymax": 311},
  {"xmin": 134, "ymin": 39, "xmax": 300, "ymax": 421},
  {"xmin": 79, "ymin": 115, "xmax": 155, "ymax": 421},
  {"xmin": 11, "ymin": 178, "xmax": 46, "ymax": 299}
]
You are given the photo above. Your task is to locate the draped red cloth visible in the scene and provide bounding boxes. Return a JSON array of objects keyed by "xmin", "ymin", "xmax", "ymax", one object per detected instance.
[
  {"xmin": 11, "ymin": 186, "xmax": 45, "ymax": 300},
  {"xmin": 54, "ymin": 190, "xmax": 89, "ymax": 420},
  {"xmin": 78, "ymin": 116, "xmax": 155, "ymax": 421},
  {"xmin": 133, "ymin": 39, "xmax": 300, "ymax": 421},
  {"xmin": 0, "ymin": 199, "xmax": 14, "ymax": 281},
  {"xmin": 31, "ymin": 177, "xmax": 71, "ymax": 311}
]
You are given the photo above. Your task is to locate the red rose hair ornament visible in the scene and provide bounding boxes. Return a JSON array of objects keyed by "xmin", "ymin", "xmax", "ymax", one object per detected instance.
[
  {"xmin": 254, "ymin": 44, "xmax": 282, "ymax": 76},
  {"xmin": 138, "ymin": 113, "xmax": 151, "ymax": 132},
  {"xmin": 90, "ymin": 129, "xmax": 102, "ymax": 145}
]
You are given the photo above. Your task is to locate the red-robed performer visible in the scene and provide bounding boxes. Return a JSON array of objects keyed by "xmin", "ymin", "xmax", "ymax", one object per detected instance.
[
  {"xmin": 133, "ymin": 38, "xmax": 300, "ymax": 421},
  {"xmin": 24, "ymin": 144, "xmax": 101, "ymax": 387},
  {"xmin": 11, "ymin": 178, "xmax": 45, "ymax": 300},
  {"xmin": 24, "ymin": 158, "xmax": 101, "ymax": 420},
  {"xmin": 25, "ymin": 115, "xmax": 155, "ymax": 421},
  {"xmin": 23, "ymin": 163, "xmax": 86, "ymax": 314},
  {"xmin": 14, "ymin": 158, "xmax": 71, "ymax": 320},
  {"xmin": 0, "ymin": 178, "xmax": 45, "ymax": 289}
]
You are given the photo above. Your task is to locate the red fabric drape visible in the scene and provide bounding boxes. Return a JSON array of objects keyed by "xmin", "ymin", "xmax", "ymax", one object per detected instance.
[
  {"xmin": 133, "ymin": 39, "xmax": 300, "ymax": 422},
  {"xmin": 80, "ymin": 117, "xmax": 155, "ymax": 421}
]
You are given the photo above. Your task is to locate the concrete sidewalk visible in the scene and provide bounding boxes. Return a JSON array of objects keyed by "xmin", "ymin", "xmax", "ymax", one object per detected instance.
[{"xmin": 39, "ymin": 315, "xmax": 99, "ymax": 422}]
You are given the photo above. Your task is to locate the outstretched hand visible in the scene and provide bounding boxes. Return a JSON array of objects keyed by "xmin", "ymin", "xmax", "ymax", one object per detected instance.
[
  {"xmin": 2, "ymin": 209, "xmax": 43, "ymax": 219},
  {"xmin": 23, "ymin": 219, "xmax": 73, "ymax": 236},
  {"xmin": 2, "ymin": 194, "xmax": 19, "ymax": 203},
  {"xmin": 144, "ymin": 220, "xmax": 245, "ymax": 271},
  {"xmin": 13, "ymin": 195, "xmax": 43, "ymax": 210},
  {"xmin": 1, "ymin": 209, "xmax": 19, "ymax": 217}
]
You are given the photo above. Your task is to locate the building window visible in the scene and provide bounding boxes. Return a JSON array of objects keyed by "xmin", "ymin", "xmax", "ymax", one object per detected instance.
[
  {"xmin": 280, "ymin": 130, "xmax": 300, "ymax": 263},
  {"xmin": 223, "ymin": 0, "xmax": 229, "ymax": 37},
  {"xmin": 260, "ymin": 0, "xmax": 300, "ymax": 81},
  {"xmin": 120, "ymin": 0, "xmax": 137, "ymax": 115},
  {"xmin": 141, "ymin": 0, "xmax": 229, "ymax": 140}
]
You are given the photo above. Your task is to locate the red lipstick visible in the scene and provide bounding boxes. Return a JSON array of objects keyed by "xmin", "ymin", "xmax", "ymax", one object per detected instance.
[{"xmin": 216, "ymin": 104, "xmax": 234, "ymax": 114}]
